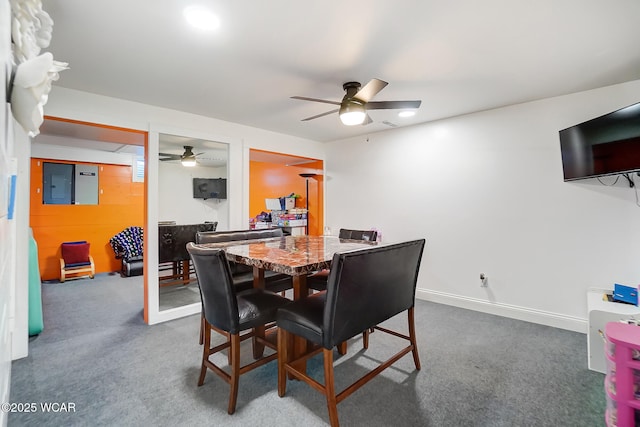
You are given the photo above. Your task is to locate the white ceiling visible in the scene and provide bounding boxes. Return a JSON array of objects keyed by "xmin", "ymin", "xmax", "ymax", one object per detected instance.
[{"xmin": 41, "ymin": 0, "xmax": 640, "ymax": 143}]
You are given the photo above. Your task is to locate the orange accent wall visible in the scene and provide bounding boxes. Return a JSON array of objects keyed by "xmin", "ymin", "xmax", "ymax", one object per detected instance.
[
  {"xmin": 30, "ymin": 158, "xmax": 144, "ymax": 281},
  {"xmin": 249, "ymin": 154, "xmax": 323, "ymax": 236}
]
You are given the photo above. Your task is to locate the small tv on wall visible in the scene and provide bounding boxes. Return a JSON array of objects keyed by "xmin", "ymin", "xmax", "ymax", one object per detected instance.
[
  {"xmin": 559, "ymin": 102, "xmax": 640, "ymax": 181},
  {"xmin": 193, "ymin": 178, "xmax": 227, "ymax": 199}
]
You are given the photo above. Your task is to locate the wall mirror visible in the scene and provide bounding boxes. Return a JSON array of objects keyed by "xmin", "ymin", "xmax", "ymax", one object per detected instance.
[{"xmin": 152, "ymin": 132, "xmax": 229, "ymax": 315}]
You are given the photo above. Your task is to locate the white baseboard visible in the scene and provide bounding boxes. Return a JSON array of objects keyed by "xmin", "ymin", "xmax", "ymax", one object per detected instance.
[{"xmin": 416, "ymin": 288, "xmax": 587, "ymax": 334}]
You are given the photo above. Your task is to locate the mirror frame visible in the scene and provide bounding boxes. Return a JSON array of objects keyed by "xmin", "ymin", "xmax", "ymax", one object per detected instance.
[{"xmin": 146, "ymin": 124, "xmax": 241, "ymax": 324}]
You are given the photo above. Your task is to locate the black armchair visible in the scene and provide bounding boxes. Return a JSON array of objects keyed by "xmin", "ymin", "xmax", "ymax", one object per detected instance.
[
  {"xmin": 187, "ymin": 243, "xmax": 290, "ymax": 414},
  {"xmin": 109, "ymin": 226, "xmax": 144, "ymax": 277},
  {"xmin": 276, "ymin": 239, "xmax": 425, "ymax": 427}
]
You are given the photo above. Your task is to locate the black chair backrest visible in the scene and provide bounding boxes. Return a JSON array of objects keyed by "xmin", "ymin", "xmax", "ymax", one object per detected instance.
[
  {"xmin": 338, "ymin": 228, "xmax": 378, "ymax": 242},
  {"xmin": 323, "ymin": 239, "xmax": 426, "ymax": 348},
  {"xmin": 187, "ymin": 243, "xmax": 240, "ymax": 334},
  {"xmin": 159, "ymin": 223, "xmax": 216, "ymax": 262},
  {"xmin": 195, "ymin": 228, "xmax": 283, "ymax": 244},
  {"xmin": 204, "ymin": 221, "xmax": 218, "ymax": 231}
]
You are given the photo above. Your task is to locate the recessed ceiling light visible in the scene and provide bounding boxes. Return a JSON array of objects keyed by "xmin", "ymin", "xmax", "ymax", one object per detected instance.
[
  {"xmin": 398, "ymin": 110, "xmax": 416, "ymax": 118},
  {"xmin": 184, "ymin": 5, "xmax": 220, "ymax": 31}
]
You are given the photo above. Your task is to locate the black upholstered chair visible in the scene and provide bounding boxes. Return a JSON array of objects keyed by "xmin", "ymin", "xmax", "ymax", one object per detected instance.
[
  {"xmin": 307, "ymin": 228, "xmax": 378, "ymax": 292},
  {"xmin": 337, "ymin": 228, "xmax": 378, "ymax": 241},
  {"xmin": 194, "ymin": 228, "xmax": 293, "ymax": 345},
  {"xmin": 187, "ymin": 243, "xmax": 290, "ymax": 414},
  {"xmin": 276, "ymin": 239, "xmax": 425, "ymax": 427}
]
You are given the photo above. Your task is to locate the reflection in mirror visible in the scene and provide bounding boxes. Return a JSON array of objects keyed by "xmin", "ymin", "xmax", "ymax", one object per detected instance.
[{"xmin": 157, "ymin": 133, "xmax": 229, "ymax": 312}]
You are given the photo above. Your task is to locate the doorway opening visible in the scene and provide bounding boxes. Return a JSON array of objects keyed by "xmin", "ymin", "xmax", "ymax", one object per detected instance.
[
  {"xmin": 32, "ymin": 116, "xmax": 147, "ymax": 315},
  {"xmin": 249, "ymin": 149, "xmax": 323, "ymax": 236}
]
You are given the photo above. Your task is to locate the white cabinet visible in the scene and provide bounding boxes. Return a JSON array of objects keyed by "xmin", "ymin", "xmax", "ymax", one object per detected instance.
[{"xmin": 588, "ymin": 288, "xmax": 640, "ymax": 373}]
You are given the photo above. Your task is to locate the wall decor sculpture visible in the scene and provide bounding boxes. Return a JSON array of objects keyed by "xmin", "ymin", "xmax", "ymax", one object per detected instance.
[{"xmin": 8, "ymin": 0, "xmax": 68, "ymax": 136}]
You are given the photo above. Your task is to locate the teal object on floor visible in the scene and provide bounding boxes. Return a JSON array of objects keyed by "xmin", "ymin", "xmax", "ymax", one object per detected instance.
[{"xmin": 28, "ymin": 228, "xmax": 43, "ymax": 336}]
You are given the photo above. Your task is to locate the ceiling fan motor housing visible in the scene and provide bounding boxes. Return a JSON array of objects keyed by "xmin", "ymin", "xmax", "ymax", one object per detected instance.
[
  {"xmin": 342, "ymin": 81, "xmax": 362, "ymax": 99},
  {"xmin": 340, "ymin": 82, "xmax": 366, "ymax": 119},
  {"xmin": 183, "ymin": 146, "xmax": 195, "ymax": 158}
]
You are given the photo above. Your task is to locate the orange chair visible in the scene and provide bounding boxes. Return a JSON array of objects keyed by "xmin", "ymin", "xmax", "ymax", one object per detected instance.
[{"xmin": 60, "ymin": 241, "xmax": 95, "ymax": 282}]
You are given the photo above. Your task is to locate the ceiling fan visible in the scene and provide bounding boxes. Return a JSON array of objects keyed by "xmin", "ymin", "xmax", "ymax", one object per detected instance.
[
  {"xmin": 159, "ymin": 145, "xmax": 203, "ymax": 167},
  {"xmin": 292, "ymin": 78, "xmax": 421, "ymax": 126}
]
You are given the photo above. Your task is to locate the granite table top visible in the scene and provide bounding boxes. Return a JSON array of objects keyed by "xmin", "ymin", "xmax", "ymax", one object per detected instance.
[{"xmin": 199, "ymin": 235, "xmax": 379, "ymax": 276}]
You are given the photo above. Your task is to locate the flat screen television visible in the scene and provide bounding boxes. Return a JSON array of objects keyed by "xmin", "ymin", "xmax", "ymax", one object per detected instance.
[
  {"xmin": 193, "ymin": 178, "xmax": 227, "ymax": 199},
  {"xmin": 559, "ymin": 102, "xmax": 640, "ymax": 181}
]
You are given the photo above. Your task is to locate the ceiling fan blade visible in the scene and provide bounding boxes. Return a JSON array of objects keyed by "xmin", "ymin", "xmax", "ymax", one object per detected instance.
[
  {"xmin": 301, "ymin": 108, "xmax": 339, "ymax": 121},
  {"xmin": 291, "ymin": 96, "xmax": 341, "ymax": 106},
  {"xmin": 354, "ymin": 78, "xmax": 388, "ymax": 103},
  {"xmin": 366, "ymin": 100, "xmax": 422, "ymax": 110},
  {"xmin": 159, "ymin": 153, "xmax": 181, "ymax": 160}
]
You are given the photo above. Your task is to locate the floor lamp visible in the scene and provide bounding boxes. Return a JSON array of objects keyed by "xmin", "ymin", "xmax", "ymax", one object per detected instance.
[{"xmin": 299, "ymin": 173, "xmax": 316, "ymax": 235}]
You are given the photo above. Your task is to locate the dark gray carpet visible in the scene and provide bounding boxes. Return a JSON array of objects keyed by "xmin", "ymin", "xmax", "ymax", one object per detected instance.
[
  {"xmin": 159, "ymin": 281, "xmax": 201, "ymax": 310},
  {"xmin": 9, "ymin": 274, "xmax": 605, "ymax": 426}
]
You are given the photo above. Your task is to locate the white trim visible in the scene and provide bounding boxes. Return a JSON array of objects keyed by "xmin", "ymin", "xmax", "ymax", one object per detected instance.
[
  {"xmin": 416, "ymin": 288, "xmax": 587, "ymax": 333},
  {"xmin": 148, "ymin": 302, "xmax": 201, "ymax": 325}
]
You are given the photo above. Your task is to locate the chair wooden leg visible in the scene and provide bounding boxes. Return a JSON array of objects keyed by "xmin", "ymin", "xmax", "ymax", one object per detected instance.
[
  {"xmin": 323, "ymin": 348, "xmax": 340, "ymax": 427},
  {"xmin": 198, "ymin": 320, "xmax": 210, "ymax": 386},
  {"xmin": 228, "ymin": 334, "xmax": 241, "ymax": 414},
  {"xmin": 253, "ymin": 325, "xmax": 266, "ymax": 359},
  {"xmin": 408, "ymin": 307, "xmax": 421, "ymax": 370},
  {"xmin": 60, "ymin": 259, "xmax": 66, "ymax": 282},
  {"xmin": 277, "ymin": 327, "xmax": 288, "ymax": 397},
  {"xmin": 89, "ymin": 256, "xmax": 95, "ymax": 279},
  {"xmin": 199, "ymin": 314, "xmax": 204, "ymax": 345},
  {"xmin": 362, "ymin": 326, "xmax": 375, "ymax": 348}
]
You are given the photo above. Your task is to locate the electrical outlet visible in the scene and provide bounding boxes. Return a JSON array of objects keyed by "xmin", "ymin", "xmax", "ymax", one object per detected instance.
[{"xmin": 480, "ymin": 273, "xmax": 488, "ymax": 287}]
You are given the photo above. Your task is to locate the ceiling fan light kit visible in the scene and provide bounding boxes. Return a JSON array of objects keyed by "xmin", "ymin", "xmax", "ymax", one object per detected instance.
[
  {"xmin": 339, "ymin": 100, "xmax": 366, "ymax": 125},
  {"xmin": 181, "ymin": 157, "xmax": 197, "ymax": 167}
]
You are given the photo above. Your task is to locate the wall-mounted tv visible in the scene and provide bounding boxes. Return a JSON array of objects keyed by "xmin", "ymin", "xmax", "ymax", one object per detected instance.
[
  {"xmin": 193, "ymin": 178, "xmax": 227, "ymax": 199},
  {"xmin": 559, "ymin": 102, "xmax": 640, "ymax": 181}
]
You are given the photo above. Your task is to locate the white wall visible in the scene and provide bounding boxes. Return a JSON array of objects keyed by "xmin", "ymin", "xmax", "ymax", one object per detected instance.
[
  {"xmin": 158, "ymin": 161, "xmax": 229, "ymax": 228},
  {"xmin": 0, "ymin": 0, "xmax": 11, "ymax": 423},
  {"xmin": 325, "ymin": 79, "xmax": 640, "ymax": 333}
]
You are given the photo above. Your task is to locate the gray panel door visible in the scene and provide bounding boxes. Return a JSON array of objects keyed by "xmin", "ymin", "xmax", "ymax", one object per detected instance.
[{"xmin": 75, "ymin": 165, "xmax": 98, "ymax": 205}]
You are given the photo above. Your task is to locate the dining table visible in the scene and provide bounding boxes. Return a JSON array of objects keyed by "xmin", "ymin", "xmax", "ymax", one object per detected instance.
[
  {"xmin": 201, "ymin": 234, "xmax": 379, "ymax": 296},
  {"xmin": 199, "ymin": 234, "xmax": 380, "ymax": 365}
]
